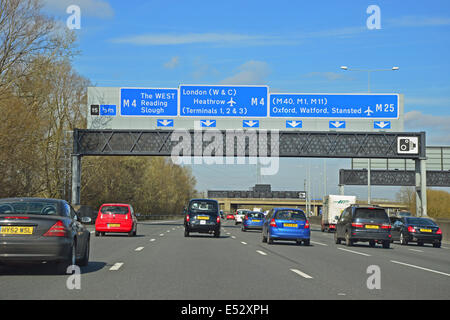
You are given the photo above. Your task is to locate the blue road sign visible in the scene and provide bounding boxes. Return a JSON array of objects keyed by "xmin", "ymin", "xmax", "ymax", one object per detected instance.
[
  {"xmin": 374, "ymin": 121, "xmax": 391, "ymax": 129},
  {"xmin": 157, "ymin": 119, "xmax": 174, "ymax": 127},
  {"xmin": 329, "ymin": 120, "xmax": 346, "ymax": 129},
  {"xmin": 270, "ymin": 94, "xmax": 399, "ymax": 118},
  {"xmin": 121, "ymin": 88, "xmax": 177, "ymax": 116},
  {"xmin": 200, "ymin": 119, "xmax": 217, "ymax": 127},
  {"xmin": 100, "ymin": 105, "xmax": 116, "ymax": 116},
  {"xmin": 243, "ymin": 120, "xmax": 260, "ymax": 128},
  {"xmin": 180, "ymin": 85, "xmax": 268, "ymax": 117},
  {"xmin": 286, "ymin": 120, "xmax": 302, "ymax": 128}
]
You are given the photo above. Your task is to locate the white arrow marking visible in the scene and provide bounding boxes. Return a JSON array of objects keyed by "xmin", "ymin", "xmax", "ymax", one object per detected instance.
[
  {"xmin": 158, "ymin": 119, "xmax": 173, "ymax": 126},
  {"xmin": 375, "ymin": 121, "xmax": 389, "ymax": 128},
  {"xmin": 287, "ymin": 121, "xmax": 301, "ymax": 127},
  {"xmin": 330, "ymin": 121, "xmax": 344, "ymax": 128},
  {"xmin": 244, "ymin": 120, "xmax": 258, "ymax": 127},
  {"xmin": 201, "ymin": 120, "xmax": 215, "ymax": 127}
]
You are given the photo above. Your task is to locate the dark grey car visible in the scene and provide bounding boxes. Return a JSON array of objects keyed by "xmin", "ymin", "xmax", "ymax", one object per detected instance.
[
  {"xmin": 0, "ymin": 198, "xmax": 91, "ymax": 274},
  {"xmin": 335, "ymin": 205, "xmax": 392, "ymax": 248}
]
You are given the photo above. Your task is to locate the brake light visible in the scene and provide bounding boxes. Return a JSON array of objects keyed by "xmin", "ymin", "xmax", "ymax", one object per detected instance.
[
  {"xmin": 408, "ymin": 226, "xmax": 416, "ymax": 233},
  {"xmin": 351, "ymin": 223, "xmax": 364, "ymax": 228},
  {"xmin": 270, "ymin": 218, "xmax": 277, "ymax": 227},
  {"xmin": 217, "ymin": 216, "xmax": 220, "ymax": 223},
  {"xmin": 381, "ymin": 224, "xmax": 391, "ymax": 230},
  {"xmin": 43, "ymin": 220, "xmax": 67, "ymax": 237},
  {"xmin": 2, "ymin": 216, "xmax": 29, "ymax": 219},
  {"xmin": 304, "ymin": 220, "xmax": 310, "ymax": 229},
  {"xmin": 186, "ymin": 215, "xmax": 190, "ymax": 222},
  {"xmin": 436, "ymin": 228, "xmax": 442, "ymax": 235}
]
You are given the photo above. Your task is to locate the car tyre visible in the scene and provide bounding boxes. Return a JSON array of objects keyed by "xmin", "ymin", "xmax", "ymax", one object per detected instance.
[
  {"xmin": 400, "ymin": 233, "xmax": 408, "ymax": 245},
  {"xmin": 184, "ymin": 228, "xmax": 189, "ymax": 237},
  {"xmin": 417, "ymin": 241, "xmax": 424, "ymax": 246},
  {"xmin": 262, "ymin": 231, "xmax": 267, "ymax": 243},
  {"xmin": 55, "ymin": 241, "xmax": 76, "ymax": 275},
  {"xmin": 78, "ymin": 238, "xmax": 90, "ymax": 267},
  {"xmin": 267, "ymin": 232, "xmax": 273, "ymax": 245},
  {"xmin": 345, "ymin": 232, "xmax": 353, "ymax": 247},
  {"xmin": 369, "ymin": 240, "xmax": 376, "ymax": 247},
  {"xmin": 382, "ymin": 240, "xmax": 390, "ymax": 249},
  {"xmin": 303, "ymin": 239, "xmax": 310, "ymax": 246},
  {"xmin": 95, "ymin": 231, "xmax": 99, "ymax": 237},
  {"xmin": 433, "ymin": 241, "xmax": 441, "ymax": 248},
  {"xmin": 214, "ymin": 230, "xmax": 220, "ymax": 238},
  {"xmin": 334, "ymin": 232, "xmax": 341, "ymax": 244}
]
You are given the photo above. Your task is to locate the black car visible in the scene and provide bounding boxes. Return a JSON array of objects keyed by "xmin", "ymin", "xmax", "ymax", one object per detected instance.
[
  {"xmin": 391, "ymin": 216, "xmax": 442, "ymax": 247},
  {"xmin": 184, "ymin": 199, "xmax": 221, "ymax": 238},
  {"xmin": 0, "ymin": 198, "xmax": 91, "ymax": 274},
  {"xmin": 335, "ymin": 205, "xmax": 392, "ymax": 248}
]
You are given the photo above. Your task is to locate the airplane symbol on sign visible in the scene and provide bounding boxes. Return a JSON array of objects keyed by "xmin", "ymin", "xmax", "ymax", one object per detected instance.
[
  {"xmin": 364, "ymin": 106, "xmax": 374, "ymax": 116},
  {"xmin": 227, "ymin": 97, "xmax": 237, "ymax": 107}
]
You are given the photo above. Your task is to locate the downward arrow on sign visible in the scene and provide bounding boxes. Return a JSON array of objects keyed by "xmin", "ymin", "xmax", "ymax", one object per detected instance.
[
  {"xmin": 201, "ymin": 120, "xmax": 215, "ymax": 127},
  {"xmin": 375, "ymin": 121, "xmax": 390, "ymax": 128},
  {"xmin": 158, "ymin": 120, "xmax": 173, "ymax": 126},
  {"xmin": 330, "ymin": 121, "xmax": 344, "ymax": 128},
  {"xmin": 244, "ymin": 120, "xmax": 258, "ymax": 127}
]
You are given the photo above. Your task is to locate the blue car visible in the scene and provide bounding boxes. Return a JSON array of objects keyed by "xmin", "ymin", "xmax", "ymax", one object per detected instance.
[
  {"xmin": 262, "ymin": 208, "xmax": 310, "ymax": 245},
  {"xmin": 242, "ymin": 211, "xmax": 265, "ymax": 231}
]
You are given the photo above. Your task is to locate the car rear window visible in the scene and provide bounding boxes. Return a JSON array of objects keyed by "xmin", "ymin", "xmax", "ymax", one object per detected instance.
[
  {"xmin": 354, "ymin": 208, "xmax": 388, "ymax": 220},
  {"xmin": 189, "ymin": 201, "xmax": 218, "ymax": 215},
  {"xmin": 0, "ymin": 200, "xmax": 59, "ymax": 216},
  {"xmin": 100, "ymin": 205, "xmax": 129, "ymax": 214},
  {"xmin": 248, "ymin": 212, "xmax": 264, "ymax": 219},
  {"xmin": 405, "ymin": 217, "xmax": 436, "ymax": 226},
  {"xmin": 275, "ymin": 210, "xmax": 306, "ymax": 221}
]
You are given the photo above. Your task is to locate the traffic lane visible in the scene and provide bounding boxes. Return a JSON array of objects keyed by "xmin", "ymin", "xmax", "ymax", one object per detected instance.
[
  {"xmin": 228, "ymin": 221, "xmax": 450, "ymax": 299},
  {"xmin": 72, "ymin": 221, "xmax": 339, "ymax": 299}
]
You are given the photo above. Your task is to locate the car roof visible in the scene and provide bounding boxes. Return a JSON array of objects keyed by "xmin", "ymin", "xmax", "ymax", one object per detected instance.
[
  {"xmin": 100, "ymin": 203, "xmax": 131, "ymax": 207},
  {"xmin": 0, "ymin": 197, "xmax": 64, "ymax": 203},
  {"xmin": 274, "ymin": 207, "xmax": 304, "ymax": 211},
  {"xmin": 189, "ymin": 198, "xmax": 218, "ymax": 203}
]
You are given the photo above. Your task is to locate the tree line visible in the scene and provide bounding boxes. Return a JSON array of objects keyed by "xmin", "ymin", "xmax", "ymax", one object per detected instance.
[
  {"xmin": 396, "ymin": 187, "xmax": 450, "ymax": 219},
  {"xmin": 0, "ymin": 0, "xmax": 198, "ymax": 215}
]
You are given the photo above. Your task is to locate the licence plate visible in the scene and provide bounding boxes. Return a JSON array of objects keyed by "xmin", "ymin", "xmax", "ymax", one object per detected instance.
[
  {"xmin": 253, "ymin": 220, "xmax": 260, "ymax": 222},
  {"xmin": 283, "ymin": 223, "xmax": 297, "ymax": 228},
  {"xmin": 200, "ymin": 220, "xmax": 206, "ymax": 225},
  {"xmin": 420, "ymin": 228, "xmax": 432, "ymax": 232},
  {"xmin": 197, "ymin": 216, "xmax": 209, "ymax": 220},
  {"xmin": 108, "ymin": 224, "xmax": 120, "ymax": 227},
  {"xmin": 0, "ymin": 226, "xmax": 34, "ymax": 235},
  {"xmin": 365, "ymin": 225, "xmax": 379, "ymax": 229}
]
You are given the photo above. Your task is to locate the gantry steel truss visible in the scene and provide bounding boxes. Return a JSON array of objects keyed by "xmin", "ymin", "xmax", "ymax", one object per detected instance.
[{"xmin": 339, "ymin": 169, "xmax": 450, "ymax": 187}]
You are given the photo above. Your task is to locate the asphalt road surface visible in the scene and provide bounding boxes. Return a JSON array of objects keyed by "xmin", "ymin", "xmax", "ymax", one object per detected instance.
[{"xmin": 1, "ymin": 219, "xmax": 449, "ymax": 300}]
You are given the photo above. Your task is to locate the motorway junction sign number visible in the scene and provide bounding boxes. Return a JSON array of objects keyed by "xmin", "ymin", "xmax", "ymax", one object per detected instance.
[{"xmin": 87, "ymin": 86, "xmax": 404, "ymax": 131}]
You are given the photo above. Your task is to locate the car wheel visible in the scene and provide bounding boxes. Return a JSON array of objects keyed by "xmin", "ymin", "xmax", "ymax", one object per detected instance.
[
  {"xmin": 184, "ymin": 228, "xmax": 189, "ymax": 237},
  {"xmin": 369, "ymin": 240, "xmax": 376, "ymax": 247},
  {"xmin": 267, "ymin": 233, "xmax": 273, "ymax": 245},
  {"xmin": 214, "ymin": 230, "xmax": 220, "ymax": 238},
  {"xmin": 417, "ymin": 241, "xmax": 424, "ymax": 246},
  {"xmin": 296, "ymin": 239, "xmax": 302, "ymax": 245},
  {"xmin": 55, "ymin": 241, "xmax": 76, "ymax": 275},
  {"xmin": 345, "ymin": 232, "xmax": 353, "ymax": 247},
  {"xmin": 382, "ymin": 240, "xmax": 390, "ymax": 249},
  {"xmin": 95, "ymin": 231, "xmax": 99, "ymax": 237},
  {"xmin": 78, "ymin": 238, "xmax": 90, "ymax": 267},
  {"xmin": 334, "ymin": 232, "xmax": 341, "ymax": 244},
  {"xmin": 303, "ymin": 239, "xmax": 310, "ymax": 246},
  {"xmin": 400, "ymin": 233, "xmax": 408, "ymax": 245},
  {"xmin": 262, "ymin": 231, "xmax": 267, "ymax": 243},
  {"xmin": 433, "ymin": 241, "xmax": 441, "ymax": 248}
]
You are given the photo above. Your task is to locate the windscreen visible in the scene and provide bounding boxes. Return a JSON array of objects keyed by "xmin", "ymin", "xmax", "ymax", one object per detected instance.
[
  {"xmin": 406, "ymin": 217, "xmax": 436, "ymax": 226},
  {"xmin": 100, "ymin": 205, "xmax": 129, "ymax": 214},
  {"xmin": 247, "ymin": 212, "xmax": 264, "ymax": 219},
  {"xmin": 354, "ymin": 208, "xmax": 388, "ymax": 221},
  {"xmin": 0, "ymin": 200, "xmax": 59, "ymax": 216},
  {"xmin": 275, "ymin": 210, "xmax": 306, "ymax": 221},
  {"xmin": 189, "ymin": 201, "xmax": 218, "ymax": 215}
]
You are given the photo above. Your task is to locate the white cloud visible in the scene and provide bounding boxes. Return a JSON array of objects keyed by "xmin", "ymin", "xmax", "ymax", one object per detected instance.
[
  {"xmin": 404, "ymin": 111, "xmax": 450, "ymax": 144},
  {"xmin": 43, "ymin": 0, "xmax": 114, "ymax": 18},
  {"xmin": 220, "ymin": 61, "xmax": 270, "ymax": 85},
  {"xmin": 302, "ymin": 72, "xmax": 348, "ymax": 81},
  {"xmin": 163, "ymin": 56, "xmax": 180, "ymax": 69}
]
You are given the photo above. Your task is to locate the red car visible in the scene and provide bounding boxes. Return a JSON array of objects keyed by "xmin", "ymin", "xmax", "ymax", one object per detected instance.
[
  {"xmin": 95, "ymin": 203, "xmax": 137, "ymax": 236},
  {"xmin": 226, "ymin": 213, "xmax": 235, "ymax": 220}
]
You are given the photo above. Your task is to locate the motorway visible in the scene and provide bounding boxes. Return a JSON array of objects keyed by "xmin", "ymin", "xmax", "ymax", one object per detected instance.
[{"xmin": 0, "ymin": 219, "xmax": 449, "ymax": 300}]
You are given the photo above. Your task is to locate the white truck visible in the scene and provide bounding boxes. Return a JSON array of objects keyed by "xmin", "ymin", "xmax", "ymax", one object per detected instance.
[{"xmin": 321, "ymin": 195, "xmax": 356, "ymax": 232}]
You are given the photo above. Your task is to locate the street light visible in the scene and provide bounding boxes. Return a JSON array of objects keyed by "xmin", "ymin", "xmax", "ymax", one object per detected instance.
[{"xmin": 340, "ymin": 65, "xmax": 399, "ymax": 204}]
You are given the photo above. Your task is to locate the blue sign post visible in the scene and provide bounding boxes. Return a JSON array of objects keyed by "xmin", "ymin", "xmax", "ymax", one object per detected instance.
[
  {"xmin": 179, "ymin": 85, "xmax": 268, "ymax": 117},
  {"xmin": 120, "ymin": 88, "xmax": 177, "ymax": 116},
  {"xmin": 270, "ymin": 94, "xmax": 399, "ymax": 119}
]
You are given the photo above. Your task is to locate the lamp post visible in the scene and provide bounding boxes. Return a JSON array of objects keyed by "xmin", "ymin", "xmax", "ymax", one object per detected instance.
[{"xmin": 340, "ymin": 66, "xmax": 399, "ymax": 204}]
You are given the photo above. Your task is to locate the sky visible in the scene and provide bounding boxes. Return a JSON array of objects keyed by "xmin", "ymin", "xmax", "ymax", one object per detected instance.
[{"xmin": 43, "ymin": 0, "xmax": 450, "ymax": 200}]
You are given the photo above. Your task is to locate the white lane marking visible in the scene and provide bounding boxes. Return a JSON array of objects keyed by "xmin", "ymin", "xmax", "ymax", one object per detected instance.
[
  {"xmin": 290, "ymin": 268, "xmax": 313, "ymax": 279},
  {"xmin": 408, "ymin": 249, "xmax": 424, "ymax": 253},
  {"xmin": 150, "ymin": 238, "xmax": 156, "ymax": 242},
  {"xmin": 159, "ymin": 233, "xmax": 164, "ymax": 236},
  {"xmin": 109, "ymin": 262, "xmax": 124, "ymax": 271},
  {"xmin": 135, "ymin": 247, "xmax": 144, "ymax": 252},
  {"xmin": 241, "ymin": 241, "xmax": 247, "ymax": 245},
  {"xmin": 166, "ymin": 230, "xmax": 170, "ymax": 233},
  {"xmin": 390, "ymin": 260, "xmax": 450, "ymax": 277},
  {"xmin": 337, "ymin": 248, "xmax": 371, "ymax": 257},
  {"xmin": 172, "ymin": 228, "xmax": 176, "ymax": 231},
  {"xmin": 338, "ymin": 293, "xmax": 347, "ymax": 296},
  {"xmin": 226, "ymin": 232, "xmax": 230, "ymax": 235},
  {"xmin": 231, "ymin": 236, "xmax": 236, "ymax": 239},
  {"xmin": 256, "ymin": 250, "xmax": 267, "ymax": 256},
  {"xmin": 310, "ymin": 241, "xmax": 328, "ymax": 246},
  {"xmin": 90, "ymin": 231, "xmax": 95, "ymax": 234}
]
